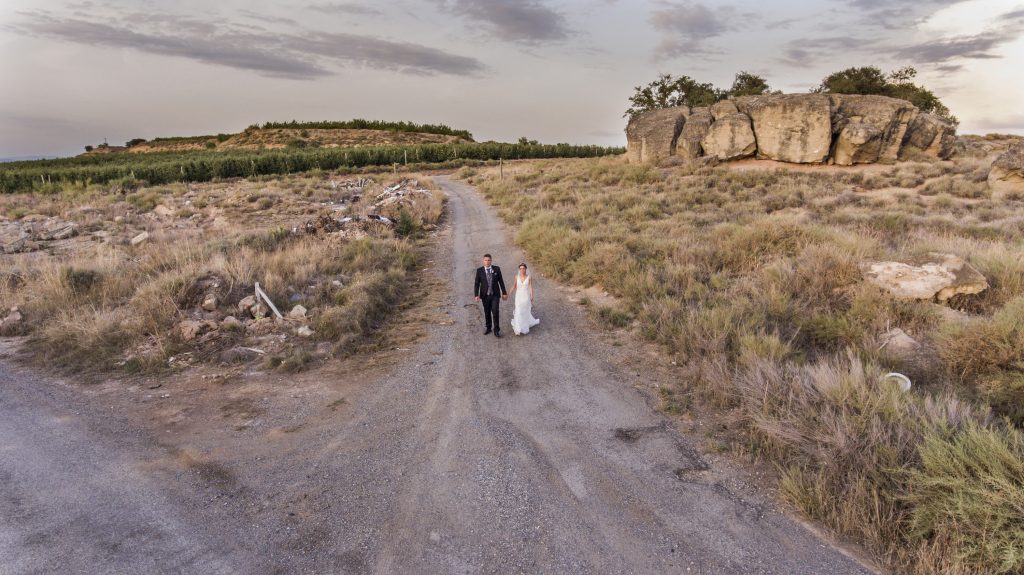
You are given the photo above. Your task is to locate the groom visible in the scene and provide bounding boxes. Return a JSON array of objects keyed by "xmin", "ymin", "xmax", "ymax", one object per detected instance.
[{"xmin": 474, "ymin": 253, "xmax": 508, "ymax": 337}]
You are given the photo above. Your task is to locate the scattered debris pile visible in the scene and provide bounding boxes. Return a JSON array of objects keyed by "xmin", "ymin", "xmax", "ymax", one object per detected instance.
[
  {"xmin": 373, "ymin": 179, "xmax": 432, "ymax": 211},
  {"xmin": 0, "ymin": 216, "xmax": 79, "ymax": 254}
]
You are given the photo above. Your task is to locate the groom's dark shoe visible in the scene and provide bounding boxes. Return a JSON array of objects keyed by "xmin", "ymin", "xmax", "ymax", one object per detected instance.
[
  {"xmin": 494, "ymin": 329, "xmax": 502, "ymax": 338},
  {"xmin": 484, "ymin": 328, "xmax": 492, "ymax": 335}
]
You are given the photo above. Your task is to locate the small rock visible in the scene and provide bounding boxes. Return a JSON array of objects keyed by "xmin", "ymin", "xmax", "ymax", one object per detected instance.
[
  {"xmin": 114, "ymin": 215, "xmax": 125, "ymax": 223},
  {"xmin": 296, "ymin": 325, "xmax": 314, "ymax": 338},
  {"xmin": 0, "ymin": 307, "xmax": 24, "ymax": 335},
  {"xmin": 289, "ymin": 305, "xmax": 307, "ymax": 319},
  {"xmin": 130, "ymin": 231, "xmax": 150, "ymax": 246},
  {"xmin": 221, "ymin": 315, "xmax": 242, "ymax": 330},
  {"xmin": 220, "ymin": 347, "xmax": 260, "ymax": 364},
  {"xmin": 202, "ymin": 293, "xmax": 218, "ymax": 311},
  {"xmin": 238, "ymin": 295, "xmax": 257, "ymax": 313},
  {"xmin": 880, "ymin": 328, "xmax": 920, "ymax": 356},
  {"xmin": 250, "ymin": 302, "xmax": 268, "ymax": 319}
]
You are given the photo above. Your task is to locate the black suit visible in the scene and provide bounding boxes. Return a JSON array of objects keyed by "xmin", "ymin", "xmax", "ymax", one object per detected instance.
[{"xmin": 474, "ymin": 266, "xmax": 507, "ymax": 333}]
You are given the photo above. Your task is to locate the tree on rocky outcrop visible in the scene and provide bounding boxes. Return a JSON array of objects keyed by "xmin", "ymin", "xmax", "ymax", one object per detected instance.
[
  {"xmin": 815, "ymin": 66, "xmax": 957, "ymax": 126},
  {"xmin": 728, "ymin": 71, "xmax": 774, "ymax": 97},
  {"xmin": 126, "ymin": 138, "xmax": 146, "ymax": 148},
  {"xmin": 624, "ymin": 74, "xmax": 720, "ymax": 118},
  {"xmin": 625, "ymin": 72, "xmax": 775, "ymax": 118}
]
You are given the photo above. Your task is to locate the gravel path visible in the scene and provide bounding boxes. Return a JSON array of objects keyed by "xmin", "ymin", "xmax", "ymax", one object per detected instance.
[{"xmin": 0, "ymin": 176, "xmax": 872, "ymax": 574}]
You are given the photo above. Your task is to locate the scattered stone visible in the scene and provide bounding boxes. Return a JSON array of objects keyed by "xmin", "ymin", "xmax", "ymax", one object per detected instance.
[
  {"xmin": 296, "ymin": 325, "xmax": 314, "ymax": 338},
  {"xmin": 250, "ymin": 302, "xmax": 269, "ymax": 319},
  {"xmin": 238, "ymin": 295, "xmax": 257, "ymax": 313},
  {"xmin": 130, "ymin": 231, "xmax": 150, "ymax": 246},
  {"xmin": 114, "ymin": 215, "xmax": 125, "ymax": 223},
  {"xmin": 862, "ymin": 253, "xmax": 988, "ymax": 302},
  {"xmin": 202, "ymin": 293, "xmax": 218, "ymax": 311},
  {"xmin": 288, "ymin": 305, "xmax": 307, "ymax": 319},
  {"xmin": 221, "ymin": 315, "xmax": 242, "ymax": 330}
]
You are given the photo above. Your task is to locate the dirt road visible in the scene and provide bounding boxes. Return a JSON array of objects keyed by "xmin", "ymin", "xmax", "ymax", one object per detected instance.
[{"xmin": 0, "ymin": 176, "xmax": 871, "ymax": 574}]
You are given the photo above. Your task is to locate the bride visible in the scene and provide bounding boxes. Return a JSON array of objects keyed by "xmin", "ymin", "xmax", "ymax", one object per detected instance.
[{"xmin": 510, "ymin": 263, "xmax": 540, "ymax": 335}]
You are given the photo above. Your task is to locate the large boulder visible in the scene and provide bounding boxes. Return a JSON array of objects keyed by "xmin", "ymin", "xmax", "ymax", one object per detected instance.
[
  {"xmin": 701, "ymin": 113, "xmax": 756, "ymax": 160},
  {"xmin": 862, "ymin": 253, "xmax": 988, "ymax": 302},
  {"xmin": 677, "ymin": 107, "xmax": 713, "ymax": 159},
  {"xmin": 735, "ymin": 94, "xmax": 832, "ymax": 163},
  {"xmin": 988, "ymin": 141, "xmax": 1024, "ymax": 198},
  {"xmin": 829, "ymin": 95, "xmax": 918, "ymax": 165},
  {"xmin": 625, "ymin": 107, "xmax": 687, "ymax": 163},
  {"xmin": 902, "ymin": 113, "xmax": 956, "ymax": 159}
]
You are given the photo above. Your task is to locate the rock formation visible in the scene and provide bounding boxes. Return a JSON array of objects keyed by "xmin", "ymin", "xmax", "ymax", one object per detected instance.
[
  {"xmin": 624, "ymin": 107, "xmax": 686, "ymax": 164},
  {"xmin": 625, "ymin": 93, "xmax": 957, "ymax": 165},
  {"xmin": 988, "ymin": 141, "xmax": 1024, "ymax": 198}
]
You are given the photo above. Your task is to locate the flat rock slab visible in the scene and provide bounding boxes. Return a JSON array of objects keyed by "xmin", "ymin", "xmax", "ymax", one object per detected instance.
[{"xmin": 862, "ymin": 253, "xmax": 988, "ymax": 302}]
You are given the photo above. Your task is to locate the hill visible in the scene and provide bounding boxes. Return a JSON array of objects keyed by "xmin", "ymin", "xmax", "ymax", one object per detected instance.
[{"xmin": 83, "ymin": 119, "xmax": 475, "ymax": 156}]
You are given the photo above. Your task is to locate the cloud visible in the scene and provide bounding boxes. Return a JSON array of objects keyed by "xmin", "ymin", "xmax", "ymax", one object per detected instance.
[
  {"xmin": 11, "ymin": 11, "xmax": 485, "ymax": 78},
  {"xmin": 648, "ymin": 1, "xmax": 741, "ymax": 59},
  {"xmin": 308, "ymin": 2, "xmax": 382, "ymax": 16},
  {"xmin": 894, "ymin": 33, "xmax": 1012, "ymax": 62},
  {"xmin": 776, "ymin": 36, "xmax": 869, "ymax": 67},
  {"xmin": 433, "ymin": 0, "xmax": 570, "ymax": 43}
]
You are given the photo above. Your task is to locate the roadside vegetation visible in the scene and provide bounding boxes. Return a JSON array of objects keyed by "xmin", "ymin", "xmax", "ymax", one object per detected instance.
[
  {"xmin": 461, "ymin": 147, "xmax": 1024, "ymax": 574},
  {"xmin": 0, "ymin": 171, "xmax": 444, "ymax": 377}
]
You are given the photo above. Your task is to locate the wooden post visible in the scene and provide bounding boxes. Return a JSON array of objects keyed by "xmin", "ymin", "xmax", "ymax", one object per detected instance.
[
  {"xmin": 404, "ymin": 150, "xmax": 408, "ymax": 165},
  {"xmin": 500, "ymin": 158, "xmax": 503, "ymax": 180},
  {"xmin": 393, "ymin": 163, "xmax": 398, "ymax": 174},
  {"xmin": 254, "ymin": 282, "xmax": 283, "ymax": 319}
]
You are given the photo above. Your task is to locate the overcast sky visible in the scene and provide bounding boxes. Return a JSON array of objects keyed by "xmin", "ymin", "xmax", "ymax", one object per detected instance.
[{"xmin": 1, "ymin": 0, "xmax": 1022, "ymax": 157}]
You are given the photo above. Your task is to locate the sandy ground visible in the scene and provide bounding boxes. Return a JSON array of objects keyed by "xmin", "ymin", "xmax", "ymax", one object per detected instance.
[{"xmin": 0, "ymin": 176, "xmax": 874, "ymax": 574}]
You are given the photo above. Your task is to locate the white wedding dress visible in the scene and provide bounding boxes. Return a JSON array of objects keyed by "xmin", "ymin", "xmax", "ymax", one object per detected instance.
[{"xmin": 511, "ymin": 275, "xmax": 540, "ymax": 335}]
